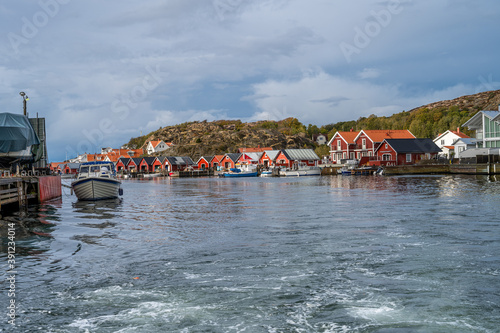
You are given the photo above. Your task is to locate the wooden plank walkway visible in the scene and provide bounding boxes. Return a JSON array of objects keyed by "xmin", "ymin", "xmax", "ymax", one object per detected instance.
[{"xmin": 0, "ymin": 177, "xmax": 41, "ymax": 211}]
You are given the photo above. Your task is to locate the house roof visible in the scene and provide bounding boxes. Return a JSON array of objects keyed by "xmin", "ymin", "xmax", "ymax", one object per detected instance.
[
  {"xmin": 155, "ymin": 156, "xmax": 167, "ymax": 163},
  {"xmin": 117, "ymin": 157, "xmax": 131, "ymax": 165},
  {"xmin": 141, "ymin": 157, "xmax": 157, "ymax": 165},
  {"xmin": 197, "ymin": 156, "xmax": 214, "ymax": 164},
  {"xmin": 238, "ymin": 147, "xmax": 272, "ymax": 153},
  {"xmin": 213, "ymin": 155, "xmax": 224, "ymax": 162},
  {"xmin": 166, "ymin": 156, "xmax": 194, "ymax": 166},
  {"xmin": 463, "ymin": 110, "xmax": 500, "ymax": 129},
  {"xmin": 239, "ymin": 152, "xmax": 263, "ymax": 161},
  {"xmin": 452, "ymin": 138, "xmax": 476, "ymax": 145},
  {"xmin": 224, "ymin": 153, "xmax": 242, "ymax": 162},
  {"xmin": 434, "ymin": 129, "xmax": 470, "ymax": 142},
  {"xmin": 64, "ymin": 162, "xmax": 80, "ymax": 169},
  {"xmin": 356, "ymin": 130, "xmax": 415, "ymax": 143},
  {"xmin": 149, "ymin": 140, "xmax": 163, "ymax": 148},
  {"xmin": 380, "ymin": 139, "xmax": 441, "ymax": 153},
  {"xmin": 262, "ymin": 150, "xmax": 281, "ymax": 160},
  {"xmin": 327, "ymin": 131, "xmax": 359, "ymax": 145},
  {"xmin": 281, "ymin": 149, "xmax": 320, "ymax": 160},
  {"xmin": 130, "ymin": 157, "xmax": 143, "ymax": 166}
]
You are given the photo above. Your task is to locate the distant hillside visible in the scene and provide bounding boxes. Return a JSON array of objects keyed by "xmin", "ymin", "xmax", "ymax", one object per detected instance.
[
  {"xmin": 408, "ymin": 90, "xmax": 500, "ymax": 113},
  {"xmin": 321, "ymin": 90, "xmax": 500, "ymax": 139},
  {"xmin": 125, "ymin": 90, "xmax": 500, "ymax": 159},
  {"xmin": 125, "ymin": 118, "xmax": 318, "ymax": 159}
]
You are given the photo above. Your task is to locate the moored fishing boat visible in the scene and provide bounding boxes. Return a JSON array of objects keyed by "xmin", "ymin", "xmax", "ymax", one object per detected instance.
[
  {"xmin": 221, "ymin": 164, "xmax": 258, "ymax": 177},
  {"xmin": 260, "ymin": 170, "xmax": 273, "ymax": 177},
  {"xmin": 71, "ymin": 161, "xmax": 122, "ymax": 201}
]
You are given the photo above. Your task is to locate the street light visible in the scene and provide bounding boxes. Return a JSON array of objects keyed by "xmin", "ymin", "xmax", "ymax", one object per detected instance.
[{"xmin": 19, "ymin": 91, "xmax": 29, "ymax": 116}]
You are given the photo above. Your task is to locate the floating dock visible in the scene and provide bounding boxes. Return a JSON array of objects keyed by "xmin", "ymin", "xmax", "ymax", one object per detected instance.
[{"xmin": 0, "ymin": 175, "xmax": 61, "ymax": 211}]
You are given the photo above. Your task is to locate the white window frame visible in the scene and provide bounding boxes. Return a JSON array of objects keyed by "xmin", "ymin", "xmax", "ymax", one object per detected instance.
[{"xmin": 406, "ymin": 154, "xmax": 412, "ymax": 162}]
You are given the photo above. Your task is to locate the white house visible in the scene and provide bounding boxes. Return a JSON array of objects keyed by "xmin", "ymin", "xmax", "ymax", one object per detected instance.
[
  {"xmin": 452, "ymin": 138, "xmax": 476, "ymax": 158},
  {"xmin": 433, "ymin": 128, "xmax": 470, "ymax": 158},
  {"xmin": 146, "ymin": 140, "xmax": 171, "ymax": 155},
  {"xmin": 312, "ymin": 133, "xmax": 328, "ymax": 145}
]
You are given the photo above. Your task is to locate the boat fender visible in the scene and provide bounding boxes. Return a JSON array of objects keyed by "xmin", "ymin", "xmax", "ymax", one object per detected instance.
[{"xmin": 119, "ymin": 188, "xmax": 124, "ymax": 196}]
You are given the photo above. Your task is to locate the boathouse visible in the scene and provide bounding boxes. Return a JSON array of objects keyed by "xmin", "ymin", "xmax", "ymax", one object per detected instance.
[
  {"xmin": 197, "ymin": 156, "xmax": 214, "ymax": 170},
  {"xmin": 275, "ymin": 149, "xmax": 320, "ymax": 168},
  {"xmin": 164, "ymin": 156, "xmax": 195, "ymax": 172},
  {"xmin": 259, "ymin": 150, "xmax": 280, "ymax": 168},
  {"xmin": 116, "ymin": 157, "xmax": 130, "ymax": 172},
  {"xmin": 373, "ymin": 138, "xmax": 441, "ymax": 166},
  {"xmin": 139, "ymin": 157, "xmax": 156, "ymax": 173},
  {"xmin": 220, "ymin": 153, "xmax": 241, "ymax": 169}
]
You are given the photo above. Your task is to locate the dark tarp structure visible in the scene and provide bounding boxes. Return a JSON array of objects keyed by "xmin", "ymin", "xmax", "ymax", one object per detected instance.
[{"xmin": 0, "ymin": 112, "xmax": 40, "ymax": 167}]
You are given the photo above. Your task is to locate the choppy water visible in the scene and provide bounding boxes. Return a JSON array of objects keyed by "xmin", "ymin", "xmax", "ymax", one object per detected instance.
[{"xmin": 1, "ymin": 175, "xmax": 500, "ymax": 332}]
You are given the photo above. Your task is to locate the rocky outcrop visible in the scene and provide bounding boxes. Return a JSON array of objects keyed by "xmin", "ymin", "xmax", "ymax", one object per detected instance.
[
  {"xmin": 132, "ymin": 118, "xmax": 316, "ymax": 159},
  {"xmin": 409, "ymin": 89, "xmax": 500, "ymax": 112}
]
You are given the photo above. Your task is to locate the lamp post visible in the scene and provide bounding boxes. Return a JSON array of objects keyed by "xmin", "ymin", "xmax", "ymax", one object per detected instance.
[{"xmin": 19, "ymin": 91, "xmax": 28, "ymax": 116}]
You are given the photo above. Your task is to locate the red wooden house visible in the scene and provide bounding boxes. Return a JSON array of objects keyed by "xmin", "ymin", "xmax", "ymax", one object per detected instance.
[
  {"xmin": 116, "ymin": 157, "xmax": 130, "ymax": 172},
  {"xmin": 197, "ymin": 156, "xmax": 214, "ymax": 170},
  {"xmin": 138, "ymin": 157, "xmax": 156, "ymax": 172},
  {"xmin": 259, "ymin": 150, "xmax": 280, "ymax": 168},
  {"xmin": 353, "ymin": 130, "xmax": 415, "ymax": 160},
  {"xmin": 152, "ymin": 157, "xmax": 165, "ymax": 171},
  {"xmin": 328, "ymin": 130, "xmax": 359, "ymax": 163},
  {"xmin": 211, "ymin": 155, "xmax": 224, "ymax": 169},
  {"xmin": 373, "ymin": 138, "xmax": 441, "ymax": 166},
  {"xmin": 220, "ymin": 153, "xmax": 242, "ymax": 169},
  {"xmin": 275, "ymin": 149, "xmax": 320, "ymax": 168},
  {"xmin": 238, "ymin": 152, "xmax": 262, "ymax": 165},
  {"xmin": 127, "ymin": 158, "xmax": 142, "ymax": 173},
  {"xmin": 63, "ymin": 163, "xmax": 80, "ymax": 174},
  {"xmin": 164, "ymin": 156, "xmax": 195, "ymax": 172}
]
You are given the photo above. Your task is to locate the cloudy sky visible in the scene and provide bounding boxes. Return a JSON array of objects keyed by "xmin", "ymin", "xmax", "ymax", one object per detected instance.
[{"xmin": 1, "ymin": 0, "xmax": 500, "ymax": 161}]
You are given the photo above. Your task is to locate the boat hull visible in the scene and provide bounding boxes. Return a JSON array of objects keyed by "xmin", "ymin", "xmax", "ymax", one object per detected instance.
[
  {"xmin": 222, "ymin": 171, "xmax": 258, "ymax": 177},
  {"xmin": 72, "ymin": 177, "xmax": 121, "ymax": 201},
  {"xmin": 280, "ymin": 168, "xmax": 321, "ymax": 177}
]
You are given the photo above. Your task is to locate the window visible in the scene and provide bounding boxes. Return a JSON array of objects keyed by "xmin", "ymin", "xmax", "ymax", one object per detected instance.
[
  {"xmin": 382, "ymin": 154, "xmax": 392, "ymax": 161},
  {"xmin": 350, "ymin": 152, "xmax": 355, "ymax": 159},
  {"xmin": 385, "ymin": 144, "xmax": 388, "ymax": 149},
  {"xmin": 441, "ymin": 139, "xmax": 445, "ymax": 145},
  {"xmin": 337, "ymin": 139, "xmax": 341, "ymax": 150},
  {"xmin": 362, "ymin": 138, "xmax": 366, "ymax": 149},
  {"xmin": 406, "ymin": 154, "xmax": 412, "ymax": 162}
]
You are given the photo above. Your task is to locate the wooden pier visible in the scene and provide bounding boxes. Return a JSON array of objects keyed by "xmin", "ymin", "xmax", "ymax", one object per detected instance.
[{"xmin": 0, "ymin": 175, "xmax": 61, "ymax": 212}]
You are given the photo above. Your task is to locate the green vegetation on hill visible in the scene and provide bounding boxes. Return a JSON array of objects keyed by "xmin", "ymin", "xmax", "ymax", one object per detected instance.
[{"xmin": 320, "ymin": 106, "xmax": 476, "ymax": 139}]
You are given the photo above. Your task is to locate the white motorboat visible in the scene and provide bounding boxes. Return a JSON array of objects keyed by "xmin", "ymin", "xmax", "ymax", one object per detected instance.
[
  {"xmin": 71, "ymin": 161, "xmax": 122, "ymax": 201},
  {"xmin": 260, "ymin": 170, "xmax": 273, "ymax": 177},
  {"xmin": 280, "ymin": 164, "xmax": 321, "ymax": 177}
]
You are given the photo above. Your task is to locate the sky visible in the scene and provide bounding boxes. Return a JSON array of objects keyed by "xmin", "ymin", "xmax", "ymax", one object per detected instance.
[{"xmin": 1, "ymin": 0, "xmax": 500, "ymax": 162}]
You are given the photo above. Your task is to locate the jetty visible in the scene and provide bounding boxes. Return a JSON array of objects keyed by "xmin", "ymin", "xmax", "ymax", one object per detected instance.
[{"xmin": 0, "ymin": 174, "xmax": 61, "ymax": 212}]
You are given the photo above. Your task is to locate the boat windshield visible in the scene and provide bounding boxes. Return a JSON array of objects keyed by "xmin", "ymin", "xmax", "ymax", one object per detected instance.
[
  {"xmin": 79, "ymin": 166, "xmax": 89, "ymax": 173},
  {"xmin": 90, "ymin": 166, "xmax": 100, "ymax": 172}
]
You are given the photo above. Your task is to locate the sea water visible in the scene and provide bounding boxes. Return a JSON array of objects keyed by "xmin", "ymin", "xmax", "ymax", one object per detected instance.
[{"xmin": 0, "ymin": 175, "xmax": 499, "ymax": 332}]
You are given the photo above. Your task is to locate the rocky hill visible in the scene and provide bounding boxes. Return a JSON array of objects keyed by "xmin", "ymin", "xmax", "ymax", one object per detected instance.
[
  {"xmin": 409, "ymin": 89, "xmax": 500, "ymax": 113},
  {"xmin": 125, "ymin": 89, "xmax": 500, "ymax": 159},
  {"xmin": 126, "ymin": 118, "xmax": 317, "ymax": 159}
]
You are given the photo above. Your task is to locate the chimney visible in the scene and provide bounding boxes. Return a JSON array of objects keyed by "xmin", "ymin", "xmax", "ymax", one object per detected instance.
[
  {"xmin": 350, "ymin": 128, "xmax": 353, "ymax": 132},
  {"xmin": 457, "ymin": 127, "xmax": 460, "ymax": 133}
]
